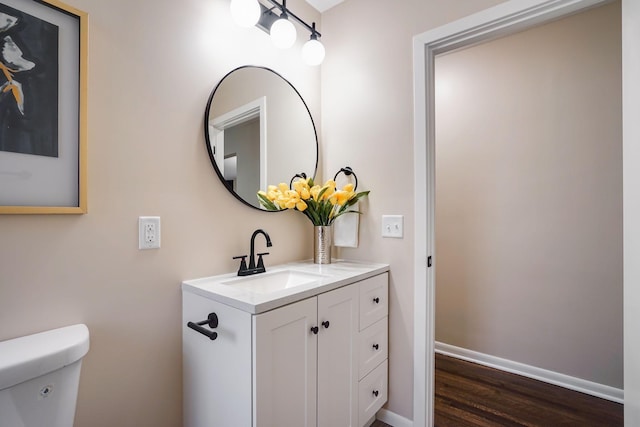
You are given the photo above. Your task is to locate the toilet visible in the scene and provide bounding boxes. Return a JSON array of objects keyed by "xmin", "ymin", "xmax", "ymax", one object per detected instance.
[{"xmin": 0, "ymin": 324, "xmax": 90, "ymax": 427}]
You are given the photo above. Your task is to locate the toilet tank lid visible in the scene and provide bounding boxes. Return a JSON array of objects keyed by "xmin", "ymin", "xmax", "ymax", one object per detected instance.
[{"xmin": 0, "ymin": 324, "xmax": 90, "ymax": 390}]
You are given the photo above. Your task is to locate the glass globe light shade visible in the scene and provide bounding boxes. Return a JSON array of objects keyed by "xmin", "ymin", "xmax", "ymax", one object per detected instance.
[
  {"xmin": 302, "ymin": 38, "xmax": 325, "ymax": 66},
  {"xmin": 270, "ymin": 17, "xmax": 297, "ymax": 49},
  {"xmin": 230, "ymin": 0, "xmax": 260, "ymax": 28}
]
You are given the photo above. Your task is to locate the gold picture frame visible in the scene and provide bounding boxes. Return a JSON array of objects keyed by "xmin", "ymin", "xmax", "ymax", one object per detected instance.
[{"xmin": 0, "ymin": 0, "xmax": 87, "ymax": 214}]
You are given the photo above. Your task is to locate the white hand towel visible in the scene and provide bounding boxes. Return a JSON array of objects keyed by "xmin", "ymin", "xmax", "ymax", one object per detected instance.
[{"xmin": 333, "ymin": 201, "xmax": 359, "ymax": 248}]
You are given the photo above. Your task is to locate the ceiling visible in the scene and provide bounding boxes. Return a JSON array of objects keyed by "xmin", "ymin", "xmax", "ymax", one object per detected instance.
[{"xmin": 304, "ymin": 0, "xmax": 345, "ymax": 13}]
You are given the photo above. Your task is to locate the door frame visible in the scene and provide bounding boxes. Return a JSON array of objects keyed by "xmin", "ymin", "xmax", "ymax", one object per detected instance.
[
  {"xmin": 412, "ymin": 1, "xmax": 618, "ymax": 426},
  {"xmin": 210, "ymin": 96, "xmax": 267, "ymax": 189}
]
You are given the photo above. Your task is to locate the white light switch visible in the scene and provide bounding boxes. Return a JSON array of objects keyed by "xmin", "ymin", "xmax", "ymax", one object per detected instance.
[{"xmin": 382, "ymin": 215, "xmax": 403, "ymax": 238}]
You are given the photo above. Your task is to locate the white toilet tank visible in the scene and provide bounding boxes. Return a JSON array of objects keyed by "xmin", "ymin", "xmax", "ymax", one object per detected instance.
[{"xmin": 0, "ymin": 324, "xmax": 90, "ymax": 427}]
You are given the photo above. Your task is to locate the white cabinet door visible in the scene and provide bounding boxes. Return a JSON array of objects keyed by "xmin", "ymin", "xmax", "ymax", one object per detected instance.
[
  {"xmin": 183, "ymin": 292, "xmax": 253, "ymax": 427},
  {"xmin": 254, "ymin": 297, "xmax": 318, "ymax": 427},
  {"xmin": 317, "ymin": 285, "xmax": 359, "ymax": 427}
]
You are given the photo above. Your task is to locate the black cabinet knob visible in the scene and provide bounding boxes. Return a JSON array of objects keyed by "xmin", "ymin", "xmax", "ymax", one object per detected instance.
[
  {"xmin": 322, "ymin": 321, "xmax": 330, "ymax": 329},
  {"xmin": 373, "ymin": 297, "xmax": 380, "ymax": 304},
  {"xmin": 310, "ymin": 326, "xmax": 319, "ymax": 334},
  {"xmin": 373, "ymin": 390, "xmax": 379, "ymax": 397},
  {"xmin": 373, "ymin": 343, "xmax": 379, "ymax": 350}
]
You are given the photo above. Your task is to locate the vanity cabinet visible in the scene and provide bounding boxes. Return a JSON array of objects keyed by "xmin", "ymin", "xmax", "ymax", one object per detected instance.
[
  {"xmin": 182, "ymin": 268, "xmax": 388, "ymax": 427},
  {"xmin": 255, "ymin": 284, "xmax": 359, "ymax": 427}
]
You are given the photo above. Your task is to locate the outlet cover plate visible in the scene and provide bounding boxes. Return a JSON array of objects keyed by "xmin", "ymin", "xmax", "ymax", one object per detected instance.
[
  {"xmin": 139, "ymin": 216, "xmax": 161, "ymax": 249},
  {"xmin": 382, "ymin": 215, "xmax": 404, "ymax": 238}
]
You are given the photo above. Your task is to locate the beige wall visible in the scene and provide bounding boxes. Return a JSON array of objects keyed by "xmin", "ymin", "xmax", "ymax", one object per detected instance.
[
  {"xmin": 321, "ymin": 0, "xmax": 507, "ymax": 420},
  {"xmin": 434, "ymin": 2, "xmax": 622, "ymax": 388},
  {"xmin": 0, "ymin": 0, "xmax": 320, "ymax": 426}
]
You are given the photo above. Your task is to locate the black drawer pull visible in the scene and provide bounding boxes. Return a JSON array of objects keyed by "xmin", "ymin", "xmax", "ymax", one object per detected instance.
[
  {"xmin": 322, "ymin": 320, "xmax": 330, "ymax": 329},
  {"xmin": 187, "ymin": 312, "xmax": 219, "ymax": 340},
  {"xmin": 373, "ymin": 390, "xmax": 379, "ymax": 397},
  {"xmin": 373, "ymin": 297, "xmax": 380, "ymax": 304},
  {"xmin": 311, "ymin": 326, "xmax": 319, "ymax": 334},
  {"xmin": 373, "ymin": 343, "xmax": 379, "ymax": 350}
]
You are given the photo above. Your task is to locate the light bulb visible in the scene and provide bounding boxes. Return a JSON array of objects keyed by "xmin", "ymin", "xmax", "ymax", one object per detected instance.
[
  {"xmin": 230, "ymin": 0, "xmax": 260, "ymax": 28},
  {"xmin": 302, "ymin": 38, "xmax": 325, "ymax": 66},
  {"xmin": 270, "ymin": 17, "xmax": 296, "ymax": 49}
]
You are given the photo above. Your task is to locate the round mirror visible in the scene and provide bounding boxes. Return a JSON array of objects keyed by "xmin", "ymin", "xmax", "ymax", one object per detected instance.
[{"xmin": 204, "ymin": 66, "xmax": 318, "ymax": 210}]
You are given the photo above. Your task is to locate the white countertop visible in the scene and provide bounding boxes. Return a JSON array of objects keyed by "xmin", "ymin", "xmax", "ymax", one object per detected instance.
[{"xmin": 182, "ymin": 260, "xmax": 389, "ymax": 314}]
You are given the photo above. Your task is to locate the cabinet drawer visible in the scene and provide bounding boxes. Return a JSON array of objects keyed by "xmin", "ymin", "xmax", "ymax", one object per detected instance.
[
  {"xmin": 358, "ymin": 318, "xmax": 388, "ymax": 380},
  {"xmin": 358, "ymin": 359, "xmax": 388, "ymax": 426},
  {"xmin": 359, "ymin": 273, "xmax": 388, "ymax": 330}
]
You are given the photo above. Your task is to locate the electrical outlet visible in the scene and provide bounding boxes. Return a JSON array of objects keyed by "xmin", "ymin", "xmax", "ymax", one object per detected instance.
[
  {"xmin": 139, "ymin": 216, "xmax": 161, "ymax": 249},
  {"xmin": 382, "ymin": 215, "xmax": 404, "ymax": 238}
]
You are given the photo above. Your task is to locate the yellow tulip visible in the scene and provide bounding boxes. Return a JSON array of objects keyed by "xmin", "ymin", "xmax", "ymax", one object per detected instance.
[
  {"xmin": 293, "ymin": 179, "xmax": 309, "ymax": 194},
  {"xmin": 285, "ymin": 199, "xmax": 297, "ymax": 209},
  {"xmin": 310, "ymin": 185, "xmax": 322, "ymax": 200},
  {"xmin": 267, "ymin": 190, "xmax": 279, "ymax": 201},
  {"xmin": 343, "ymin": 183, "xmax": 354, "ymax": 193},
  {"xmin": 296, "ymin": 200, "xmax": 308, "ymax": 211},
  {"xmin": 328, "ymin": 190, "xmax": 349, "ymax": 206},
  {"xmin": 337, "ymin": 191, "xmax": 351, "ymax": 205},
  {"xmin": 258, "ymin": 190, "xmax": 267, "ymax": 197},
  {"xmin": 322, "ymin": 185, "xmax": 335, "ymax": 200},
  {"xmin": 268, "ymin": 185, "xmax": 278, "ymax": 192},
  {"xmin": 278, "ymin": 183, "xmax": 289, "ymax": 193}
]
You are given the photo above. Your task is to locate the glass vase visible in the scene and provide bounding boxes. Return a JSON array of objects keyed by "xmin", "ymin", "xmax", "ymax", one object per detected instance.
[{"xmin": 313, "ymin": 225, "xmax": 332, "ymax": 264}]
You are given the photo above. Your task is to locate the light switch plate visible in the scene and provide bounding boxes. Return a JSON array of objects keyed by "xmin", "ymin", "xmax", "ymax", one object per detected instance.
[{"xmin": 382, "ymin": 215, "xmax": 403, "ymax": 238}]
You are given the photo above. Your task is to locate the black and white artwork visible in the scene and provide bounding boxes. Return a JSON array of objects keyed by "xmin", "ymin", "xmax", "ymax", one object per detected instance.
[{"xmin": 0, "ymin": 2, "xmax": 58, "ymax": 157}]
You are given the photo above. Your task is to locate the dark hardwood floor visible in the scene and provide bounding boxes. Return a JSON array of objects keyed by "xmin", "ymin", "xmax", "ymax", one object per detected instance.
[{"xmin": 373, "ymin": 354, "xmax": 623, "ymax": 427}]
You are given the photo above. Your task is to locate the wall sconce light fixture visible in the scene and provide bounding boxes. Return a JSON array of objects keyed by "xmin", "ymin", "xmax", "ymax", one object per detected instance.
[
  {"xmin": 270, "ymin": 6, "xmax": 297, "ymax": 49},
  {"xmin": 230, "ymin": 0, "xmax": 325, "ymax": 66},
  {"xmin": 302, "ymin": 22, "xmax": 325, "ymax": 66}
]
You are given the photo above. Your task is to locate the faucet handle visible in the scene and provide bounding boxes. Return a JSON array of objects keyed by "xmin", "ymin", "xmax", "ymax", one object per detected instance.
[
  {"xmin": 233, "ymin": 255, "xmax": 248, "ymax": 275},
  {"xmin": 256, "ymin": 252, "xmax": 269, "ymax": 270}
]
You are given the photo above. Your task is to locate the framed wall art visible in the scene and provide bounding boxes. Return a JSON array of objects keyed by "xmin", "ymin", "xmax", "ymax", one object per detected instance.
[{"xmin": 0, "ymin": 0, "xmax": 87, "ymax": 214}]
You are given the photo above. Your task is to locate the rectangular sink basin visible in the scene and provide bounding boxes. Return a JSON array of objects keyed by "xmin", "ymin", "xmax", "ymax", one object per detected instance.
[{"xmin": 220, "ymin": 270, "xmax": 326, "ymax": 294}]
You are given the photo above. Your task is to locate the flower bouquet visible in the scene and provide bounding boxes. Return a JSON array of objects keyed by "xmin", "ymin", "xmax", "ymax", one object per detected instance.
[
  {"xmin": 257, "ymin": 177, "xmax": 369, "ymax": 263},
  {"xmin": 257, "ymin": 177, "xmax": 369, "ymax": 226}
]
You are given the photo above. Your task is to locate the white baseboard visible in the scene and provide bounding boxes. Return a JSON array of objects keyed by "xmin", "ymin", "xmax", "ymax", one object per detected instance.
[
  {"xmin": 435, "ymin": 341, "xmax": 624, "ymax": 404},
  {"xmin": 376, "ymin": 408, "xmax": 413, "ymax": 427}
]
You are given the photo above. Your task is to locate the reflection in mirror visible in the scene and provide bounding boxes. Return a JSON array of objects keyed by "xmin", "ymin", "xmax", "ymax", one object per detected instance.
[{"xmin": 205, "ymin": 66, "xmax": 318, "ymax": 210}]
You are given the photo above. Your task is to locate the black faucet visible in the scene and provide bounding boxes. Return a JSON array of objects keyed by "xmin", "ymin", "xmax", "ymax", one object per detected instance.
[{"xmin": 233, "ymin": 229, "xmax": 273, "ymax": 276}]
